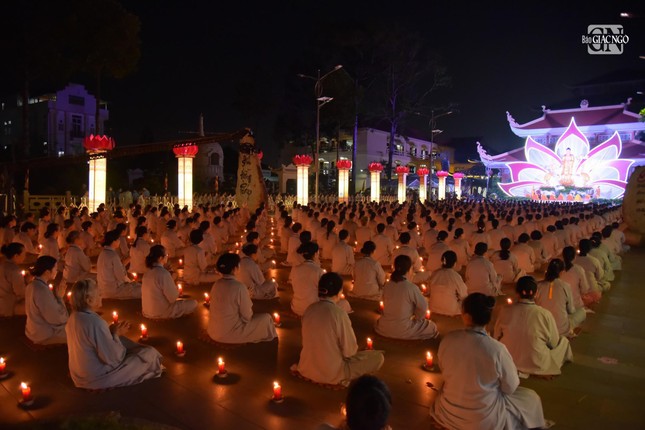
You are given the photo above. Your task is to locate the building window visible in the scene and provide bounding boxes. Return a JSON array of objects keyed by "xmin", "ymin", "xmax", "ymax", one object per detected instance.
[
  {"xmin": 210, "ymin": 153, "xmax": 220, "ymax": 165},
  {"xmin": 70, "ymin": 115, "xmax": 83, "ymax": 138},
  {"xmin": 69, "ymin": 95, "xmax": 85, "ymax": 106},
  {"xmin": 408, "ymin": 165, "xmax": 416, "ymax": 174}
]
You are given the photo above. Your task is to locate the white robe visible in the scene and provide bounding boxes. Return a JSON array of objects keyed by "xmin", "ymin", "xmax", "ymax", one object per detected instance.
[
  {"xmin": 331, "ymin": 241, "xmax": 355, "ymax": 275},
  {"xmin": 465, "ymin": 256, "xmax": 501, "ymax": 296},
  {"xmin": 237, "ymin": 256, "xmax": 277, "ymax": 300},
  {"xmin": 295, "ymin": 299, "xmax": 384, "ymax": 385},
  {"xmin": 430, "ymin": 328, "xmax": 546, "ymax": 430},
  {"xmin": 285, "ymin": 233, "xmax": 302, "ymax": 266},
  {"xmin": 428, "ymin": 268, "xmax": 467, "ymax": 316},
  {"xmin": 160, "ymin": 230, "xmax": 184, "ymax": 258},
  {"xmin": 319, "ymin": 231, "xmax": 339, "ymax": 261},
  {"xmin": 372, "ymin": 233, "xmax": 393, "ymax": 266},
  {"xmin": 375, "ymin": 278, "xmax": 438, "ymax": 339},
  {"xmin": 40, "ymin": 236, "xmax": 60, "ymax": 260},
  {"xmin": 0, "ymin": 260, "xmax": 26, "ymax": 316},
  {"xmin": 491, "ymin": 251, "xmax": 524, "ymax": 284},
  {"xmin": 63, "ymin": 244, "xmax": 92, "ymax": 284},
  {"xmin": 25, "ymin": 277, "xmax": 68, "ymax": 344},
  {"xmin": 142, "ymin": 264, "xmax": 198, "ymax": 319},
  {"xmin": 207, "ymin": 275, "xmax": 277, "ymax": 343},
  {"xmin": 290, "ymin": 260, "xmax": 324, "ymax": 316},
  {"xmin": 449, "ymin": 237, "xmax": 471, "ymax": 272},
  {"xmin": 354, "ymin": 225, "xmax": 372, "ymax": 249},
  {"xmin": 535, "ymin": 279, "xmax": 586, "ymax": 336},
  {"xmin": 97, "ymin": 247, "xmax": 141, "ymax": 300},
  {"xmin": 559, "ymin": 264, "xmax": 590, "ymax": 309},
  {"xmin": 129, "ymin": 238, "xmax": 151, "ymax": 274},
  {"xmin": 513, "ymin": 243, "xmax": 536, "ymax": 274},
  {"xmin": 66, "ymin": 310, "xmax": 163, "ymax": 389},
  {"xmin": 183, "ymin": 244, "xmax": 217, "ymax": 284},
  {"xmin": 426, "ymin": 241, "xmax": 451, "ymax": 272},
  {"xmin": 494, "ymin": 300, "xmax": 572, "ymax": 376},
  {"xmin": 350, "ymin": 256, "xmax": 385, "ymax": 301}
]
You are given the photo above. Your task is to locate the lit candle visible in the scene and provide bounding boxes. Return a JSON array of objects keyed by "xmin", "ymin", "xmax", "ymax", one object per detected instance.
[
  {"xmin": 20, "ymin": 382, "xmax": 32, "ymax": 402},
  {"xmin": 112, "ymin": 311, "xmax": 119, "ymax": 324},
  {"xmin": 507, "ymin": 298, "xmax": 513, "ymax": 305},
  {"xmin": 395, "ymin": 245, "xmax": 400, "ymax": 249},
  {"xmin": 340, "ymin": 293, "xmax": 346, "ymax": 300},
  {"xmin": 177, "ymin": 284, "xmax": 183, "ymax": 297},
  {"xmin": 217, "ymin": 357, "xmax": 227, "ymax": 377},
  {"xmin": 425, "ymin": 351, "xmax": 434, "ymax": 368},
  {"xmin": 425, "ymin": 309, "xmax": 431, "ymax": 320},
  {"xmin": 0, "ymin": 357, "xmax": 6, "ymax": 374},
  {"xmin": 322, "ymin": 269, "xmax": 327, "ymax": 274},
  {"xmin": 379, "ymin": 301, "xmax": 384, "ymax": 312},
  {"xmin": 273, "ymin": 312, "xmax": 281, "ymax": 326},
  {"xmin": 272, "ymin": 381, "xmax": 283, "ymax": 402},
  {"xmin": 131, "ymin": 272, "xmax": 138, "ymax": 280},
  {"xmin": 127, "ymin": 235, "xmax": 131, "ymax": 240},
  {"xmin": 271, "ymin": 260, "xmax": 277, "ymax": 267},
  {"xmin": 204, "ymin": 292, "xmax": 210, "ymax": 305},
  {"xmin": 38, "ymin": 244, "xmax": 43, "ymax": 250},
  {"xmin": 21, "ymin": 270, "xmax": 26, "ymax": 277},
  {"xmin": 140, "ymin": 324, "xmax": 148, "ymax": 340},
  {"xmin": 176, "ymin": 340, "xmax": 185, "ymax": 356},
  {"xmin": 48, "ymin": 283, "xmax": 54, "ymax": 291},
  {"xmin": 66, "ymin": 291, "xmax": 72, "ymax": 302},
  {"xmin": 421, "ymin": 284, "xmax": 427, "ymax": 294},
  {"xmin": 366, "ymin": 337, "xmax": 373, "ymax": 350},
  {"xmin": 272, "ymin": 277, "xmax": 276, "ymax": 283},
  {"xmin": 178, "ymin": 258, "xmax": 183, "ymax": 266}
]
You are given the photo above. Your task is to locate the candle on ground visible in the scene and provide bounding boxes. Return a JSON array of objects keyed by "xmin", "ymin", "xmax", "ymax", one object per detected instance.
[
  {"xmin": 425, "ymin": 309, "xmax": 431, "ymax": 320},
  {"xmin": 425, "ymin": 351, "xmax": 434, "ymax": 368},
  {"xmin": 204, "ymin": 292, "xmax": 210, "ymax": 305},
  {"xmin": 177, "ymin": 284, "xmax": 183, "ymax": 297},
  {"xmin": 0, "ymin": 357, "xmax": 6, "ymax": 374},
  {"xmin": 38, "ymin": 244, "xmax": 43, "ymax": 250},
  {"xmin": 21, "ymin": 270, "xmax": 26, "ymax": 277},
  {"xmin": 340, "ymin": 292, "xmax": 346, "ymax": 300},
  {"xmin": 112, "ymin": 311, "xmax": 119, "ymax": 324},
  {"xmin": 48, "ymin": 283, "xmax": 54, "ymax": 291},
  {"xmin": 366, "ymin": 337, "xmax": 373, "ymax": 350},
  {"xmin": 131, "ymin": 273, "xmax": 138, "ymax": 280},
  {"xmin": 507, "ymin": 298, "xmax": 513, "ymax": 305},
  {"xmin": 421, "ymin": 284, "xmax": 427, "ymax": 294},
  {"xmin": 178, "ymin": 258, "xmax": 183, "ymax": 266},
  {"xmin": 176, "ymin": 340, "xmax": 185, "ymax": 356},
  {"xmin": 379, "ymin": 301, "xmax": 384, "ymax": 312},
  {"xmin": 272, "ymin": 381, "xmax": 283, "ymax": 402},
  {"xmin": 140, "ymin": 324, "xmax": 148, "ymax": 340},
  {"xmin": 20, "ymin": 382, "xmax": 32, "ymax": 401},
  {"xmin": 217, "ymin": 357, "xmax": 227, "ymax": 377},
  {"xmin": 273, "ymin": 312, "xmax": 281, "ymax": 326},
  {"xmin": 271, "ymin": 260, "xmax": 276, "ymax": 267},
  {"xmin": 66, "ymin": 291, "xmax": 72, "ymax": 302}
]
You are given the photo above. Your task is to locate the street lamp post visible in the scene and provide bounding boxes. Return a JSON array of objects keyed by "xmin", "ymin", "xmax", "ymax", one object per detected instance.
[
  {"xmin": 429, "ymin": 110, "xmax": 453, "ymax": 199},
  {"xmin": 298, "ymin": 65, "xmax": 343, "ymax": 202}
]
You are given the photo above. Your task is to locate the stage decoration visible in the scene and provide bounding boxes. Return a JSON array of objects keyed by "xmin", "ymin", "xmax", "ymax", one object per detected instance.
[
  {"xmin": 417, "ymin": 167, "xmax": 429, "ymax": 201},
  {"xmin": 293, "ymin": 154, "xmax": 313, "ymax": 205},
  {"xmin": 395, "ymin": 166, "xmax": 410, "ymax": 202},
  {"xmin": 84, "ymin": 135, "xmax": 115, "ymax": 212},
  {"xmin": 453, "ymin": 172, "xmax": 464, "ymax": 199},
  {"xmin": 336, "ymin": 160, "xmax": 352, "ymax": 203},
  {"xmin": 436, "ymin": 171, "xmax": 449, "ymax": 200},
  {"xmin": 499, "ymin": 118, "xmax": 633, "ymax": 200},
  {"xmin": 368, "ymin": 163, "xmax": 383, "ymax": 202},
  {"xmin": 173, "ymin": 143, "xmax": 198, "ymax": 209}
]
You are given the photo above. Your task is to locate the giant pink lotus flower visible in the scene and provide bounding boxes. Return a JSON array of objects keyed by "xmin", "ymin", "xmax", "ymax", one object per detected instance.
[{"xmin": 499, "ymin": 118, "xmax": 633, "ymax": 199}]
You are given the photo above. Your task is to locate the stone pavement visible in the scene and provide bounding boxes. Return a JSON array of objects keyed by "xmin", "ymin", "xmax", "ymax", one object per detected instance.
[{"xmin": 1, "ymin": 247, "xmax": 644, "ymax": 429}]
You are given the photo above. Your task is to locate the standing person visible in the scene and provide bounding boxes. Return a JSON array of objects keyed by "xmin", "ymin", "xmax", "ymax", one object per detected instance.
[
  {"xmin": 238, "ymin": 244, "xmax": 278, "ymax": 300},
  {"xmin": 494, "ymin": 276, "xmax": 572, "ymax": 378},
  {"xmin": 0, "ymin": 243, "xmax": 28, "ymax": 317},
  {"xmin": 430, "ymin": 293, "xmax": 549, "ymax": 430},
  {"xmin": 291, "ymin": 272, "xmax": 384, "ymax": 386},
  {"xmin": 141, "ymin": 245, "xmax": 197, "ymax": 319},
  {"xmin": 465, "ymin": 242, "xmax": 502, "ymax": 296},
  {"xmin": 375, "ymin": 255, "xmax": 438, "ymax": 340},
  {"xmin": 25, "ymin": 256, "xmax": 68, "ymax": 344},
  {"xmin": 66, "ymin": 279, "xmax": 163, "ymax": 390},
  {"xmin": 350, "ymin": 241, "xmax": 386, "ymax": 301},
  {"xmin": 207, "ymin": 253, "xmax": 277, "ymax": 344},
  {"xmin": 97, "ymin": 230, "xmax": 141, "ymax": 300},
  {"xmin": 536, "ymin": 259, "xmax": 586, "ymax": 337},
  {"xmin": 428, "ymin": 251, "xmax": 468, "ymax": 317}
]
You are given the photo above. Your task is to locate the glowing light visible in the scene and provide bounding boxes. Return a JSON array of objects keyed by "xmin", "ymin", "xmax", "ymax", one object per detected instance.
[
  {"xmin": 369, "ymin": 162, "xmax": 383, "ymax": 203},
  {"xmin": 175, "ymin": 144, "xmax": 197, "ymax": 209},
  {"xmin": 453, "ymin": 172, "xmax": 464, "ymax": 199},
  {"xmin": 337, "ymin": 160, "xmax": 351, "ymax": 203},
  {"xmin": 417, "ymin": 167, "xmax": 429, "ymax": 201},
  {"xmin": 293, "ymin": 154, "xmax": 312, "ymax": 205},
  {"xmin": 437, "ymin": 171, "xmax": 449, "ymax": 200},
  {"xmin": 396, "ymin": 166, "xmax": 409, "ymax": 202},
  {"xmin": 88, "ymin": 156, "xmax": 107, "ymax": 212}
]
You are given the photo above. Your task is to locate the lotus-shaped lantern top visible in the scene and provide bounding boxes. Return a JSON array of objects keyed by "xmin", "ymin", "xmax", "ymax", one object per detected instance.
[
  {"xmin": 336, "ymin": 159, "xmax": 352, "ymax": 169},
  {"xmin": 395, "ymin": 165, "xmax": 410, "ymax": 174},
  {"xmin": 416, "ymin": 167, "xmax": 429, "ymax": 176},
  {"xmin": 368, "ymin": 162, "xmax": 384, "ymax": 172},
  {"xmin": 499, "ymin": 118, "xmax": 633, "ymax": 199},
  {"xmin": 293, "ymin": 154, "xmax": 313, "ymax": 166},
  {"xmin": 84, "ymin": 134, "xmax": 115, "ymax": 153},
  {"xmin": 453, "ymin": 172, "xmax": 465, "ymax": 179},
  {"xmin": 173, "ymin": 143, "xmax": 198, "ymax": 157},
  {"xmin": 436, "ymin": 171, "xmax": 449, "ymax": 178}
]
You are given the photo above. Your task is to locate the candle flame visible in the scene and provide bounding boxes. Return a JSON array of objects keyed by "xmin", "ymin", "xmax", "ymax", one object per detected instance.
[
  {"xmin": 273, "ymin": 312, "xmax": 279, "ymax": 319},
  {"xmin": 273, "ymin": 381, "xmax": 280, "ymax": 389},
  {"xmin": 507, "ymin": 298, "xmax": 513, "ymax": 305},
  {"xmin": 20, "ymin": 382, "xmax": 28, "ymax": 389},
  {"xmin": 140, "ymin": 324, "xmax": 146, "ymax": 331},
  {"xmin": 426, "ymin": 351, "xmax": 432, "ymax": 359},
  {"xmin": 217, "ymin": 357, "xmax": 224, "ymax": 365}
]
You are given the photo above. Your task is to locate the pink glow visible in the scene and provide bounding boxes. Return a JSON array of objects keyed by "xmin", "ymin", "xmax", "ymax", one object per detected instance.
[
  {"xmin": 436, "ymin": 171, "xmax": 449, "ymax": 178},
  {"xmin": 368, "ymin": 162, "xmax": 384, "ymax": 172},
  {"xmin": 336, "ymin": 159, "xmax": 352, "ymax": 169},
  {"xmin": 173, "ymin": 144, "xmax": 198, "ymax": 157},
  {"xmin": 293, "ymin": 154, "xmax": 313, "ymax": 166},
  {"xmin": 395, "ymin": 166, "xmax": 409, "ymax": 174},
  {"xmin": 84, "ymin": 134, "xmax": 115, "ymax": 152},
  {"xmin": 416, "ymin": 167, "xmax": 429, "ymax": 176}
]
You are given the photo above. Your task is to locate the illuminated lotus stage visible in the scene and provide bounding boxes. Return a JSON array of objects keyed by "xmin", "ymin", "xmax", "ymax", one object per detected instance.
[{"xmin": 499, "ymin": 118, "xmax": 634, "ymax": 200}]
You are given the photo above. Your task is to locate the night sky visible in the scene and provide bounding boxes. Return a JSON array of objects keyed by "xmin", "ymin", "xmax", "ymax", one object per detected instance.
[{"xmin": 3, "ymin": 1, "xmax": 644, "ymax": 164}]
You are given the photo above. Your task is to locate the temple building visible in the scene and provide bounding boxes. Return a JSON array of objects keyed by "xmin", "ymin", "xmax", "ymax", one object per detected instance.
[{"xmin": 478, "ymin": 99, "xmax": 645, "ymax": 200}]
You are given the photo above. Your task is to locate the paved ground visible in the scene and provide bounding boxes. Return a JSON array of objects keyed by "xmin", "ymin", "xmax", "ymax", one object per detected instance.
[{"xmin": 1, "ymin": 244, "xmax": 644, "ymax": 429}]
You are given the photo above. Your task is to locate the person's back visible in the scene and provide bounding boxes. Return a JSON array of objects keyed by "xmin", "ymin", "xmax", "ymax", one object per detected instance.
[
  {"xmin": 331, "ymin": 241, "xmax": 354, "ymax": 275},
  {"xmin": 535, "ymin": 278, "xmax": 576, "ymax": 336},
  {"xmin": 351, "ymin": 255, "xmax": 384, "ymax": 300},
  {"xmin": 290, "ymin": 260, "xmax": 323, "ymax": 316},
  {"xmin": 375, "ymin": 278, "xmax": 437, "ymax": 339}
]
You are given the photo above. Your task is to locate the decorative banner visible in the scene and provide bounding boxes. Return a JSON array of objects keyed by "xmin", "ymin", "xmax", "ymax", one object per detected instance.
[
  {"xmin": 499, "ymin": 118, "xmax": 633, "ymax": 200},
  {"xmin": 622, "ymin": 165, "xmax": 645, "ymax": 245},
  {"xmin": 235, "ymin": 131, "xmax": 268, "ymax": 211}
]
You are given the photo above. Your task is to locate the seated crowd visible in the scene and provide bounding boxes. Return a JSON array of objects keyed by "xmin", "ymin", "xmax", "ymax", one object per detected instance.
[{"xmin": 0, "ymin": 196, "xmax": 628, "ymax": 429}]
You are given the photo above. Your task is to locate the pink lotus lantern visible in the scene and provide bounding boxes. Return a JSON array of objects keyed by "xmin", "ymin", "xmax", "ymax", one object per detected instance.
[
  {"xmin": 336, "ymin": 160, "xmax": 352, "ymax": 203},
  {"xmin": 84, "ymin": 135, "xmax": 116, "ymax": 212},
  {"xmin": 293, "ymin": 154, "xmax": 313, "ymax": 205},
  {"xmin": 173, "ymin": 143, "xmax": 199, "ymax": 209},
  {"xmin": 417, "ymin": 167, "xmax": 429, "ymax": 201},
  {"xmin": 453, "ymin": 172, "xmax": 465, "ymax": 199},
  {"xmin": 436, "ymin": 171, "xmax": 449, "ymax": 200},
  {"xmin": 368, "ymin": 163, "xmax": 383, "ymax": 202},
  {"xmin": 395, "ymin": 166, "xmax": 410, "ymax": 202}
]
